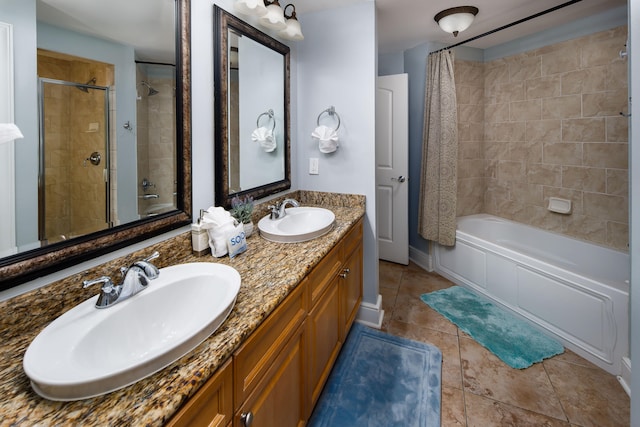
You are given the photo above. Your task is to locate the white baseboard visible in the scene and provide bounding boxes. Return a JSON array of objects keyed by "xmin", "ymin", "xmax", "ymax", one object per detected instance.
[
  {"xmin": 356, "ymin": 294, "xmax": 384, "ymax": 329},
  {"xmin": 617, "ymin": 357, "xmax": 631, "ymax": 397},
  {"xmin": 409, "ymin": 245, "xmax": 432, "ymax": 272}
]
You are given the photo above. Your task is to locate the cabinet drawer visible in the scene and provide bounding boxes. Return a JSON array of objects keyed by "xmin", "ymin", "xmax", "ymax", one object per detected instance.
[
  {"xmin": 343, "ymin": 219, "xmax": 363, "ymax": 257},
  {"xmin": 307, "ymin": 241, "xmax": 343, "ymax": 309},
  {"xmin": 234, "ymin": 282, "xmax": 307, "ymax": 407},
  {"xmin": 235, "ymin": 322, "xmax": 307, "ymax": 427},
  {"xmin": 166, "ymin": 358, "xmax": 233, "ymax": 427}
]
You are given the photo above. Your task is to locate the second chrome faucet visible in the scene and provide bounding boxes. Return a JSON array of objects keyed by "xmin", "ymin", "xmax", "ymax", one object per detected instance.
[{"xmin": 268, "ymin": 198, "xmax": 299, "ymax": 220}]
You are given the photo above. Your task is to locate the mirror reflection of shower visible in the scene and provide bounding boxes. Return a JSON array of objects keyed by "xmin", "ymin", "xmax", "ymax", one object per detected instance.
[
  {"xmin": 135, "ymin": 62, "xmax": 177, "ymax": 218},
  {"xmin": 76, "ymin": 77, "xmax": 97, "ymax": 93},
  {"xmin": 137, "ymin": 80, "xmax": 160, "ymax": 99}
]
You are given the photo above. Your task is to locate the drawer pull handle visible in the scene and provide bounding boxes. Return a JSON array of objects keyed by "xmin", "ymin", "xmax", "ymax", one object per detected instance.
[
  {"xmin": 339, "ymin": 268, "xmax": 350, "ymax": 278},
  {"xmin": 241, "ymin": 412, "xmax": 254, "ymax": 426}
]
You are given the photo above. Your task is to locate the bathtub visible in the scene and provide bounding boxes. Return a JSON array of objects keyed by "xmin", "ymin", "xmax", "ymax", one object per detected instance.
[{"xmin": 433, "ymin": 214, "xmax": 629, "ymax": 375}]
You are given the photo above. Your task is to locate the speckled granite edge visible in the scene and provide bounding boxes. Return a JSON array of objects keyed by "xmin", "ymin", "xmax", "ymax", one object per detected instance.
[{"xmin": 0, "ymin": 192, "xmax": 364, "ymax": 426}]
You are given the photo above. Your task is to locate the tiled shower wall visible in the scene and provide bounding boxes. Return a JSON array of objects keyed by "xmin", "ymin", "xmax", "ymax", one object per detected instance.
[{"xmin": 455, "ymin": 26, "xmax": 629, "ymax": 251}]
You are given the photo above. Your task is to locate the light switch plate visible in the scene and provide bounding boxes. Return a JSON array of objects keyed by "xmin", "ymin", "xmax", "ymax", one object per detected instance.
[{"xmin": 309, "ymin": 157, "xmax": 319, "ymax": 175}]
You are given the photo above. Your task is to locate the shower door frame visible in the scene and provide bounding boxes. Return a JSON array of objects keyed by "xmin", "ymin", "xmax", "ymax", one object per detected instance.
[{"xmin": 37, "ymin": 77, "xmax": 111, "ymax": 244}]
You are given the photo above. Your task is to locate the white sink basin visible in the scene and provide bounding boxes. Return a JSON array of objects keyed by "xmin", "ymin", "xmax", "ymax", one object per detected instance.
[
  {"xmin": 23, "ymin": 263, "xmax": 241, "ymax": 401},
  {"xmin": 258, "ymin": 207, "xmax": 335, "ymax": 243}
]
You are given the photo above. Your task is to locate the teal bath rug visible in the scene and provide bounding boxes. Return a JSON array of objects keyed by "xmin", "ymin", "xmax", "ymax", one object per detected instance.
[
  {"xmin": 309, "ymin": 322, "xmax": 442, "ymax": 427},
  {"xmin": 421, "ymin": 286, "xmax": 564, "ymax": 369}
]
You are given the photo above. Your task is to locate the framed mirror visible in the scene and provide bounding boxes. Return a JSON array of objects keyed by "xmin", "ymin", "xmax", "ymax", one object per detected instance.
[
  {"xmin": 0, "ymin": 0, "xmax": 191, "ymax": 288},
  {"xmin": 214, "ymin": 6, "xmax": 290, "ymax": 208}
]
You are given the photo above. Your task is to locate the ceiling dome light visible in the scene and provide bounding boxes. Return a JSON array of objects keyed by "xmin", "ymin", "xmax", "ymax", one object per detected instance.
[
  {"xmin": 434, "ymin": 6, "xmax": 479, "ymax": 37},
  {"xmin": 259, "ymin": 0, "xmax": 287, "ymax": 31},
  {"xmin": 279, "ymin": 4, "xmax": 304, "ymax": 41},
  {"xmin": 234, "ymin": 0, "xmax": 268, "ymax": 17}
]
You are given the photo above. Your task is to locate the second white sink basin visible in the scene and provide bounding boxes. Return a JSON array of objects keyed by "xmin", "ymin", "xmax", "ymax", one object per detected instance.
[
  {"xmin": 258, "ymin": 207, "xmax": 335, "ymax": 243},
  {"xmin": 23, "ymin": 262, "xmax": 240, "ymax": 401}
]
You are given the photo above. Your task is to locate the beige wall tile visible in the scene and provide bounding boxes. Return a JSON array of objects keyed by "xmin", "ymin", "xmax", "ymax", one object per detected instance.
[
  {"xmin": 459, "ymin": 104, "xmax": 484, "ymax": 123},
  {"xmin": 562, "ymin": 118, "xmax": 606, "ymax": 142},
  {"xmin": 561, "ymin": 68, "xmax": 606, "ymax": 95},
  {"xmin": 526, "ymin": 120, "xmax": 562, "ymax": 142},
  {"xmin": 459, "ymin": 159, "xmax": 485, "ymax": 179},
  {"xmin": 509, "ymin": 56, "xmax": 541, "ymax": 82},
  {"xmin": 510, "ymin": 140, "xmax": 542, "ymax": 164},
  {"xmin": 606, "ymin": 60, "xmax": 628, "ymax": 90},
  {"xmin": 541, "ymin": 48, "xmax": 581, "ymax": 75},
  {"xmin": 498, "ymin": 160, "xmax": 525, "ymax": 182},
  {"xmin": 456, "ymin": 85, "xmax": 471, "ymax": 104},
  {"xmin": 564, "ymin": 215, "xmax": 607, "ymax": 245},
  {"xmin": 583, "ymin": 143, "xmax": 628, "ymax": 169},
  {"xmin": 526, "ymin": 76, "xmax": 561, "ymax": 99},
  {"xmin": 510, "ymin": 99, "xmax": 542, "ymax": 121},
  {"xmin": 484, "ymin": 103, "xmax": 510, "ymax": 124},
  {"xmin": 527, "ymin": 163, "xmax": 561, "ymax": 186},
  {"xmin": 606, "ymin": 116, "xmax": 629, "ymax": 142},
  {"xmin": 543, "ymin": 142, "xmax": 582, "ymax": 166},
  {"xmin": 542, "ymin": 95, "xmax": 581, "ymax": 119},
  {"xmin": 583, "ymin": 192, "xmax": 628, "ymax": 222},
  {"xmin": 582, "ymin": 89, "xmax": 629, "ymax": 117},
  {"xmin": 607, "ymin": 221, "xmax": 629, "ymax": 250},
  {"xmin": 582, "ymin": 37, "xmax": 626, "ymax": 68},
  {"xmin": 606, "ymin": 169, "xmax": 628, "ymax": 196},
  {"xmin": 494, "ymin": 81, "xmax": 525, "ymax": 104},
  {"xmin": 511, "ymin": 182, "xmax": 544, "ymax": 206},
  {"xmin": 495, "ymin": 122, "xmax": 526, "ymax": 142},
  {"xmin": 561, "ymin": 166, "xmax": 606, "ymax": 193}
]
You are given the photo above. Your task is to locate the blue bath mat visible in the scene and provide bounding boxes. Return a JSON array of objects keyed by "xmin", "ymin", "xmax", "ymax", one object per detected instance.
[
  {"xmin": 309, "ymin": 322, "xmax": 442, "ymax": 427},
  {"xmin": 421, "ymin": 286, "xmax": 564, "ymax": 369}
]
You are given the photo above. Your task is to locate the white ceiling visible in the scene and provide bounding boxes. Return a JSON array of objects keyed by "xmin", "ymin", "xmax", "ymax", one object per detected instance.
[
  {"xmin": 296, "ymin": 0, "xmax": 626, "ymax": 53},
  {"xmin": 36, "ymin": 0, "xmax": 627, "ymax": 60}
]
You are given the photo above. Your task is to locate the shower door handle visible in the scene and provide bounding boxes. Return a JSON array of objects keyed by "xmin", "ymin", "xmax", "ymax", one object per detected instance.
[{"xmin": 391, "ymin": 175, "xmax": 406, "ymax": 183}]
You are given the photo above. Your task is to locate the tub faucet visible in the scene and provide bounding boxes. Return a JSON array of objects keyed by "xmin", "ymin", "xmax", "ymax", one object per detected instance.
[
  {"xmin": 268, "ymin": 198, "xmax": 299, "ymax": 220},
  {"xmin": 83, "ymin": 251, "xmax": 160, "ymax": 308}
]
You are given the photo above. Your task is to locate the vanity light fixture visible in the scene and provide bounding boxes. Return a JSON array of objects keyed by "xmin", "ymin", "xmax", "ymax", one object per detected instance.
[
  {"xmin": 259, "ymin": 0, "xmax": 287, "ymax": 30},
  {"xmin": 234, "ymin": 0, "xmax": 268, "ymax": 17},
  {"xmin": 434, "ymin": 6, "xmax": 479, "ymax": 37},
  {"xmin": 279, "ymin": 4, "xmax": 304, "ymax": 41}
]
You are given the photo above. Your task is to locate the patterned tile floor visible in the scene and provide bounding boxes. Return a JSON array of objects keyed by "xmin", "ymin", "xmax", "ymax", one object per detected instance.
[{"xmin": 378, "ymin": 261, "xmax": 631, "ymax": 427}]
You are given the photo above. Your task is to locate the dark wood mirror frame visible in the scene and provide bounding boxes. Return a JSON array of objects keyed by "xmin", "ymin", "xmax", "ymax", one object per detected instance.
[
  {"xmin": 0, "ymin": 0, "xmax": 192, "ymax": 289},
  {"xmin": 213, "ymin": 5, "xmax": 290, "ymax": 208}
]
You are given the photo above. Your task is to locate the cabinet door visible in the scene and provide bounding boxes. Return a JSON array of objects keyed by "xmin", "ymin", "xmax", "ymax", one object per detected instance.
[
  {"xmin": 234, "ymin": 282, "xmax": 307, "ymax": 407},
  {"xmin": 341, "ymin": 238, "xmax": 363, "ymax": 341},
  {"xmin": 235, "ymin": 323, "xmax": 307, "ymax": 427},
  {"xmin": 166, "ymin": 358, "xmax": 233, "ymax": 427},
  {"xmin": 307, "ymin": 278, "xmax": 341, "ymax": 408}
]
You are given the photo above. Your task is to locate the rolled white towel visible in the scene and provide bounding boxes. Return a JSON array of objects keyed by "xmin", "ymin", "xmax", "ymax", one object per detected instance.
[
  {"xmin": 202, "ymin": 206, "xmax": 236, "ymax": 257},
  {"xmin": 251, "ymin": 127, "xmax": 276, "ymax": 152},
  {"xmin": 311, "ymin": 125, "xmax": 339, "ymax": 153},
  {"xmin": 0, "ymin": 123, "xmax": 24, "ymax": 145}
]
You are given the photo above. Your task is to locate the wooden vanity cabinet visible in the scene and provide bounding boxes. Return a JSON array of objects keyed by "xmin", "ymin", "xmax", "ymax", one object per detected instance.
[
  {"xmin": 307, "ymin": 219, "xmax": 363, "ymax": 410},
  {"xmin": 166, "ymin": 358, "xmax": 233, "ymax": 427},
  {"xmin": 166, "ymin": 219, "xmax": 363, "ymax": 427}
]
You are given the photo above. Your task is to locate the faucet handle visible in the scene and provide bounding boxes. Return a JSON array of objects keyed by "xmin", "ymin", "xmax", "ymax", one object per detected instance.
[
  {"xmin": 82, "ymin": 276, "xmax": 115, "ymax": 292},
  {"xmin": 143, "ymin": 251, "xmax": 160, "ymax": 263}
]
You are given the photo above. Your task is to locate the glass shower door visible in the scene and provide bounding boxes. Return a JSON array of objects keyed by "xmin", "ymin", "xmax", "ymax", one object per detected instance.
[{"xmin": 38, "ymin": 78, "xmax": 110, "ymax": 244}]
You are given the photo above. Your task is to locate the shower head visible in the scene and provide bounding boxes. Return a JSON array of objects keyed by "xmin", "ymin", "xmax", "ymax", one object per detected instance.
[
  {"xmin": 76, "ymin": 77, "xmax": 97, "ymax": 93},
  {"xmin": 140, "ymin": 81, "xmax": 159, "ymax": 96}
]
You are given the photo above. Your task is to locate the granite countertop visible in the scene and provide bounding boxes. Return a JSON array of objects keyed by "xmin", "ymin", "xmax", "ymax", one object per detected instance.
[{"xmin": 0, "ymin": 191, "xmax": 365, "ymax": 426}]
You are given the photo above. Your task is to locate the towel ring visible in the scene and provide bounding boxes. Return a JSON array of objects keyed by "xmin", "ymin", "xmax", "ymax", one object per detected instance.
[
  {"xmin": 316, "ymin": 106, "xmax": 341, "ymax": 131},
  {"xmin": 256, "ymin": 109, "xmax": 276, "ymax": 132}
]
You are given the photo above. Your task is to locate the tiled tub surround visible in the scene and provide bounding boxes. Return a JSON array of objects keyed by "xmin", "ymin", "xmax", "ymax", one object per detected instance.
[
  {"xmin": 456, "ymin": 25, "xmax": 629, "ymax": 251},
  {"xmin": 0, "ymin": 191, "xmax": 364, "ymax": 426}
]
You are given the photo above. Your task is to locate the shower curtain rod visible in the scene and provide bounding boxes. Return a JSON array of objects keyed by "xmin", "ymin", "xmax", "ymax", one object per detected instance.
[{"xmin": 429, "ymin": 0, "xmax": 583, "ymax": 55}]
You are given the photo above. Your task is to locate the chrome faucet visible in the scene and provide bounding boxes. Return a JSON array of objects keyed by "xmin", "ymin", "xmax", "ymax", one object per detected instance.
[
  {"xmin": 83, "ymin": 251, "xmax": 160, "ymax": 308},
  {"xmin": 268, "ymin": 198, "xmax": 299, "ymax": 220}
]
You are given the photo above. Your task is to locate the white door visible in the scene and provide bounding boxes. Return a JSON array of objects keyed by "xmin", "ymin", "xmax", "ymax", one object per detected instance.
[{"xmin": 376, "ymin": 74, "xmax": 408, "ymax": 265}]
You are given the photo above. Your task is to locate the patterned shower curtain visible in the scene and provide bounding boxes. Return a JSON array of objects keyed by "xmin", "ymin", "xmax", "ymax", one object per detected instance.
[{"xmin": 418, "ymin": 50, "xmax": 458, "ymax": 246}]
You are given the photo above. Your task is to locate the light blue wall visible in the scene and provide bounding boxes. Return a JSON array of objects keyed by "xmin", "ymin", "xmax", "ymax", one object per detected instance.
[
  {"xmin": 1, "ymin": 0, "xmax": 38, "ymax": 250},
  {"xmin": 37, "ymin": 23, "xmax": 139, "ymax": 224},
  {"xmin": 297, "ymin": 1, "xmax": 379, "ymax": 305},
  {"xmin": 378, "ymin": 51, "xmax": 403, "ymax": 76}
]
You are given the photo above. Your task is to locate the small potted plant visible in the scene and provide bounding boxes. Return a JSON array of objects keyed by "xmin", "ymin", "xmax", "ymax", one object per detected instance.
[{"xmin": 230, "ymin": 195, "xmax": 255, "ymax": 236}]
